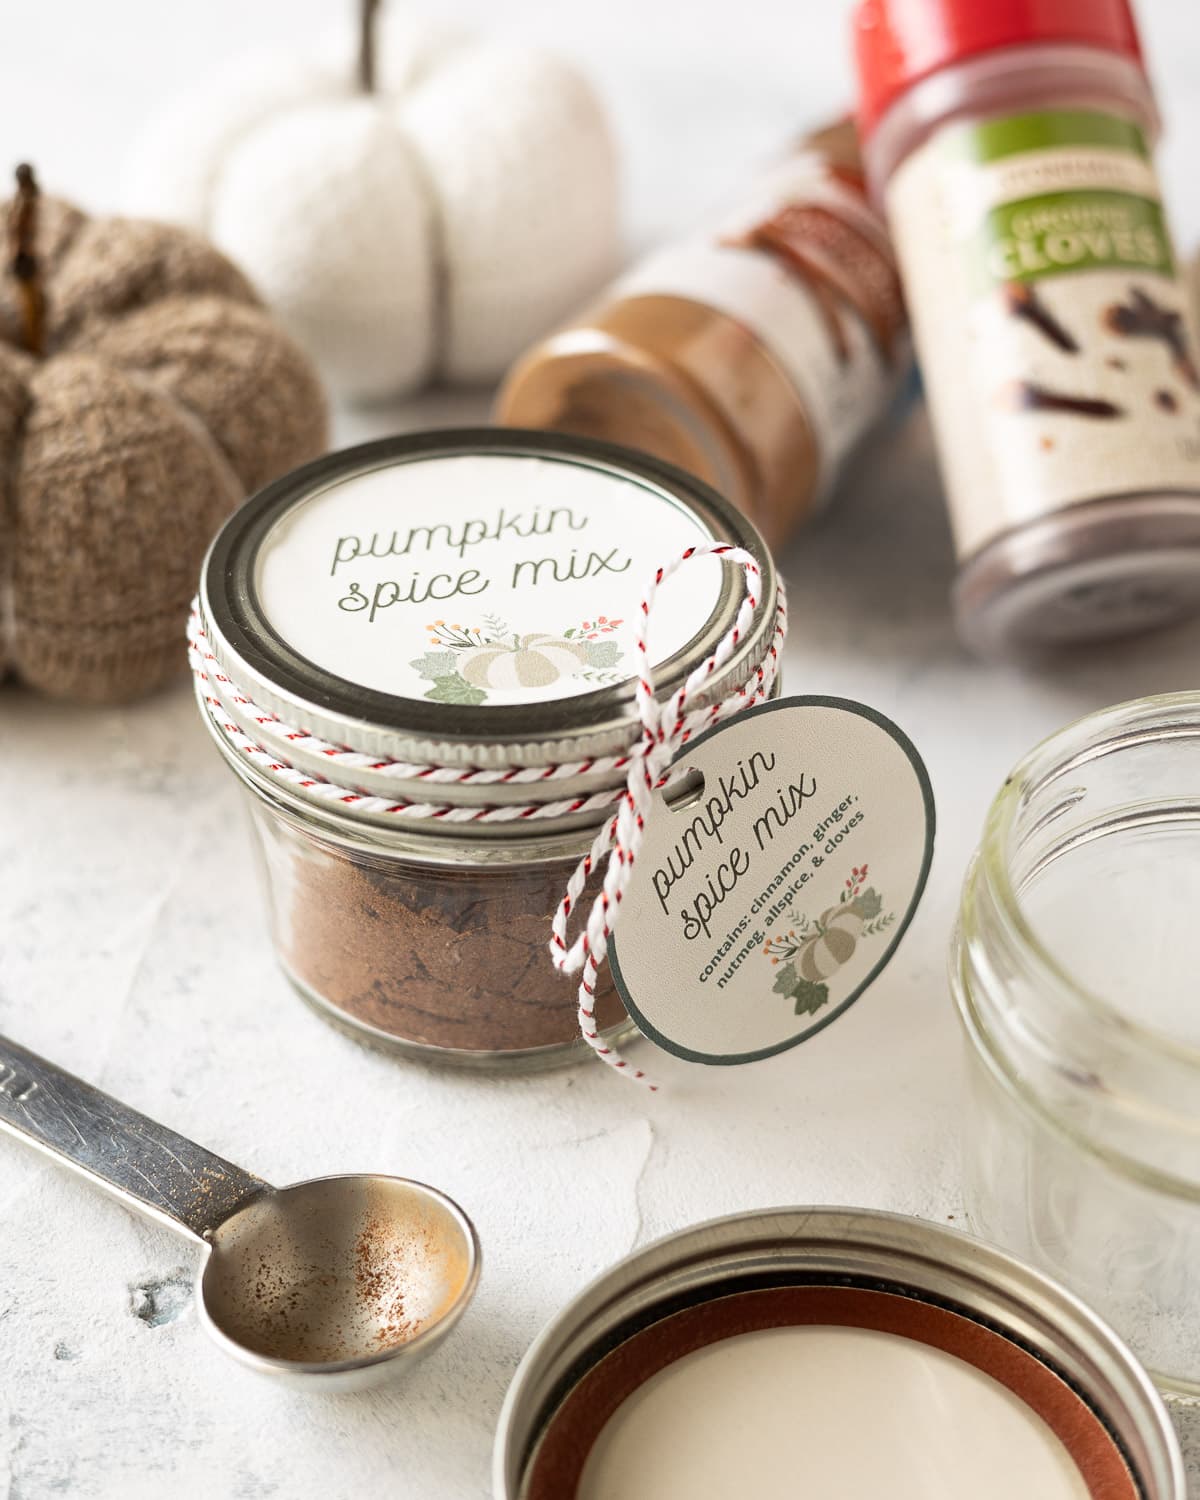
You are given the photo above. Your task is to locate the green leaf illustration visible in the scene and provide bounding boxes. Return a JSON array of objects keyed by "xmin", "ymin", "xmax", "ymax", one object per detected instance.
[
  {"xmin": 563, "ymin": 627, "xmax": 576, "ymax": 638},
  {"xmin": 792, "ymin": 978, "xmax": 830, "ymax": 1016},
  {"xmin": 424, "ymin": 674, "xmax": 486, "ymax": 706},
  {"xmin": 862, "ymin": 912, "xmax": 896, "ymax": 937},
  {"xmin": 582, "ymin": 639, "xmax": 622, "ymax": 668},
  {"xmin": 851, "ymin": 887, "xmax": 883, "ymax": 920},
  {"xmin": 772, "ymin": 962, "xmax": 800, "ymax": 997},
  {"xmin": 410, "ymin": 650, "xmax": 457, "ymax": 681}
]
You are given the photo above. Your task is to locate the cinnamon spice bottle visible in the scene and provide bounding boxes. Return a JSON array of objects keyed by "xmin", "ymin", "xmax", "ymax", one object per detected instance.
[
  {"xmin": 495, "ymin": 120, "xmax": 907, "ymax": 552},
  {"xmin": 855, "ymin": 0, "xmax": 1200, "ymax": 654}
]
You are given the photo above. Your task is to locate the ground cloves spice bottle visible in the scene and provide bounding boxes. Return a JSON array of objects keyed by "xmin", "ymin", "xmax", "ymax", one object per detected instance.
[
  {"xmin": 495, "ymin": 119, "xmax": 907, "ymax": 552},
  {"xmin": 192, "ymin": 430, "xmax": 779, "ymax": 1070},
  {"xmin": 855, "ymin": 0, "xmax": 1200, "ymax": 654}
]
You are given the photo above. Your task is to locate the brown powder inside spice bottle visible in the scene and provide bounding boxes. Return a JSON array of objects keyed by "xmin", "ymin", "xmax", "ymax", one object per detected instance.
[
  {"xmin": 269, "ymin": 819, "xmax": 627, "ymax": 1056},
  {"xmin": 496, "ymin": 116, "xmax": 905, "ymax": 554}
]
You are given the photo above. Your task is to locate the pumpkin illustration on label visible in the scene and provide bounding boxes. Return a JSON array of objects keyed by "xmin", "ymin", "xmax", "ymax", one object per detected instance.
[
  {"xmin": 459, "ymin": 634, "xmax": 588, "ymax": 690},
  {"xmin": 765, "ymin": 865, "xmax": 896, "ymax": 1017},
  {"xmin": 410, "ymin": 615, "xmax": 627, "ymax": 704}
]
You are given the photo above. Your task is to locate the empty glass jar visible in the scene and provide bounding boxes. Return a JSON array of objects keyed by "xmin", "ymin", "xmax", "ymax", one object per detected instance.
[{"xmin": 953, "ymin": 693, "xmax": 1200, "ymax": 1427}]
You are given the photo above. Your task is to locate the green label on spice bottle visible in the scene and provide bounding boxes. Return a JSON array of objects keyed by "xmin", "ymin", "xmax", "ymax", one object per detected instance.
[
  {"xmin": 981, "ymin": 190, "xmax": 1173, "ymax": 285},
  {"xmin": 955, "ymin": 108, "xmax": 1150, "ymax": 162},
  {"xmin": 887, "ymin": 107, "xmax": 1200, "ymax": 561}
]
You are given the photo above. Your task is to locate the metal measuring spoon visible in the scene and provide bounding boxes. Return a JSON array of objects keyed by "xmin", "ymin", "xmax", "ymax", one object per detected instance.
[{"xmin": 0, "ymin": 1035, "xmax": 480, "ymax": 1389}]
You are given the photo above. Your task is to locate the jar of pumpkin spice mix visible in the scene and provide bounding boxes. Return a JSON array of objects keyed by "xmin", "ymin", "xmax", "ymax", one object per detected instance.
[{"xmin": 190, "ymin": 429, "xmax": 781, "ymax": 1069}]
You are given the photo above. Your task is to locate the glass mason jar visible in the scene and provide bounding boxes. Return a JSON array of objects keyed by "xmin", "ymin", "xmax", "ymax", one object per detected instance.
[
  {"xmin": 240, "ymin": 794, "xmax": 633, "ymax": 1060},
  {"xmin": 952, "ymin": 693, "xmax": 1200, "ymax": 1428},
  {"xmin": 194, "ymin": 429, "xmax": 778, "ymax": 1070}
]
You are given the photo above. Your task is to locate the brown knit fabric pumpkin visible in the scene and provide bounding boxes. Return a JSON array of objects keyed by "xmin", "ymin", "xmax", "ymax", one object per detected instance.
[{"xmin": 0, "ymin": 172, "xmax": 328, "ymax": 703}]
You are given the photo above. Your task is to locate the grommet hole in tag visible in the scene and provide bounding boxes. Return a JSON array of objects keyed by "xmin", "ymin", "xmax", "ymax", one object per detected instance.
[
  {"xmin": 611, "ymin": 697, "xmax": 936, "ymax": 1065},
  {"xmin": 663, "ymin": 768, "xmax": 707, "ymax": 815}
]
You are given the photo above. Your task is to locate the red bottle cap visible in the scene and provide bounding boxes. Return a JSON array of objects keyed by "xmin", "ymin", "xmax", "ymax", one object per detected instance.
[{"xmin": 853, "ymin": 0, "xmax": 1145, "ymax": 137}]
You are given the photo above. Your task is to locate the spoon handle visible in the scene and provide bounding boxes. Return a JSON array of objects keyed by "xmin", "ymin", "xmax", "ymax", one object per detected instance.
[{"xmin": 0, "ymin": 1034, "xmax": 269, "ymax": 1244}]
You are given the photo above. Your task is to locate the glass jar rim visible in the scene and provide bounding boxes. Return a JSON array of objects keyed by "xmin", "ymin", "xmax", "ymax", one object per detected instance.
[{"xmin": 979, "ymin": 689, "xmax": 1200, "ymax": 1074}]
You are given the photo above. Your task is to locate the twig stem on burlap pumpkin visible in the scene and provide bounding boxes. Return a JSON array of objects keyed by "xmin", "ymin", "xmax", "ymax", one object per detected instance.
[
  {"xmin": 358, "ymin": 0, "xmax": 382, "ymax": 93},
  {"xmin": 7, "ymin": 164, "xmax": 45, "ymax": 357}
]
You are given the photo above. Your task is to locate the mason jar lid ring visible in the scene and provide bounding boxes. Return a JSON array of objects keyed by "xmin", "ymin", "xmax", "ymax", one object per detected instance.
[
  {"xmin": 198, "ymin": 430, "xmax": 778, "ymax": 785},
  {"xmin": 189, "ymin": 561, "xmax": 786, "ymax": 827}
]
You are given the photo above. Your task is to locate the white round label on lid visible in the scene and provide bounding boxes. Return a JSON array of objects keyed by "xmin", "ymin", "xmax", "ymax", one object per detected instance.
[
  {"xmin": 254, "ymin": 453, "xmax": 724, "ymax": 707},
  {"xmin": 578, "ymin": 1326, "xmax": 1092, "ymax": 1500}
]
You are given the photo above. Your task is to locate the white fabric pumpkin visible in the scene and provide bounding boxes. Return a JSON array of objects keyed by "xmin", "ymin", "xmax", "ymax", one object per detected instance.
[{"xmin": 121, "ymin": 9, "xmax": 620, "ymax": 403}]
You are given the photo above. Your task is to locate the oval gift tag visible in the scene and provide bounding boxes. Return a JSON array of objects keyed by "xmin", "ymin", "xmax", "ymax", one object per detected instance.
[{"xmin": 609, "ymin": 697, "xmax": 935, "ymax": 1064}]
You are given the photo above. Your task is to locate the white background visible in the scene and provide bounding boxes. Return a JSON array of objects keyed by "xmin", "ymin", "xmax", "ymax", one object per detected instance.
[{"xmin": 2, "ymin": 2, "xmax": 1199, "ymax": 1496}]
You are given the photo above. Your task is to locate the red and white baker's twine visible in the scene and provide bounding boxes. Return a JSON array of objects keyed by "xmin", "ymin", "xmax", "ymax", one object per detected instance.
[
  {"xmin": 189, "ymin": 611, "xmax": 635, "ymax": 823},
  {"xmin": 550, "ymin": 546, "xmax": 784, "ymax": 1086},
  {"xmin": 188, "ymin": 544, "xmax": 785, "ymax": 1081}
]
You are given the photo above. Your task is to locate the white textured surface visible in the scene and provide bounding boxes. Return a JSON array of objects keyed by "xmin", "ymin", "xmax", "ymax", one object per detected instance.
[{"xmin": 3, "ymin": 2, "xmax": 1200, "ymax": 1496}]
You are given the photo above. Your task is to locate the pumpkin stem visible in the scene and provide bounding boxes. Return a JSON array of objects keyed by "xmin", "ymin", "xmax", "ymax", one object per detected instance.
[
  {"xmin": 7, "ymin": 164, "xmax": 45, "ymax": 357},
  {"xmin": 358, "ymin": 0, "xmax": 382, "ymax": 93}
]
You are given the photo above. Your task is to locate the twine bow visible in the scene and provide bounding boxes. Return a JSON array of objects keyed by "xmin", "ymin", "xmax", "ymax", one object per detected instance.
[{"xmin": 549, "ymin": 544, "xmax": 786, "ymax": 1087}]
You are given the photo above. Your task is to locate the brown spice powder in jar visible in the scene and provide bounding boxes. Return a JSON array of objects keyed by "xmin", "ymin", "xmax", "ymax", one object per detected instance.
[{"xmin": 261, "ymin": 811, "xmax": 626, "ymax": 1055}]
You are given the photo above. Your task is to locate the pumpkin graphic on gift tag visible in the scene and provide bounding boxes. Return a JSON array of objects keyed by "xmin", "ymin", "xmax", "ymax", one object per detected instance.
[
  {"xmin": 796, "ymin": 903, "xmax": 866, "ymax": 981},
  {"xmin": 458, "ymin": 634, "xmax": 589, "ymax": 691},
  {"xmin": 766, "ymin": 867, "xmax": 896, "ymax": 1020}
]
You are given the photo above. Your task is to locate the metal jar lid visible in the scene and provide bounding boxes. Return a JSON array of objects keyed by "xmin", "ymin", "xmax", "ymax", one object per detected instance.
[
  {"xmin": 198, "ymin": 428, "xmax": 777, "ymax": 832},
  {"xmin": 494, "ymin": 1206, "xmax": 1185, "ymax": 1499}
]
